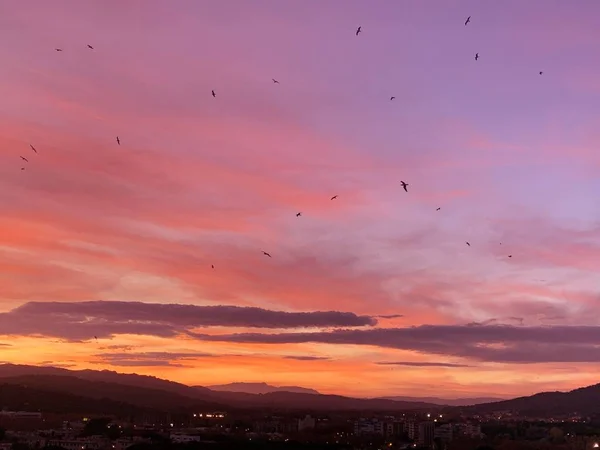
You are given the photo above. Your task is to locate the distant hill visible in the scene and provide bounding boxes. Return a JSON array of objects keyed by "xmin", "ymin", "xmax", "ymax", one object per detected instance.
[
  {"xmin": 0, "ymin": 383, "xmax": 149, "ymax": 415},
  {"xmin": 466, "ymin": 383, "xmax": 600, "ymax": 416},
  {"xmin": 0, "ymin": 364, "xmax": 437, "ymax": 413},
  {"xmin": 203, "ymin": 390, "xmax": 437, "ymax": 411},
  {"xmin": 0, "ymin": 364, "xmax": 213, "ymax": 398},
  {"xmin": 0, "ymin": 374, "xmax": 224, "ymax": 412},
  {"xmin": 207, "ymin": 382, "xmax": 320, "ymax": 395},
  {"xmin": 380, "ymin": 396, "xmax": 505, "ymax": 406},
  {"xmin": 4, "ymin": 363, "xmax": 596, "ymax": 416}
]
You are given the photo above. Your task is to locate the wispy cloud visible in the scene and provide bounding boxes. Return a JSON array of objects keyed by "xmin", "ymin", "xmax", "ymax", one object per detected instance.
[
  {"xmin": 376, "ymin": 361, "xmax": 472, "ymax": 368},
  {"xmin": 94, "ymin": 351, "xmax": 222, "ymax": 368},
  {"xmin": 282, "ymin": 355, "xmax": 331, "ymax": 361}
]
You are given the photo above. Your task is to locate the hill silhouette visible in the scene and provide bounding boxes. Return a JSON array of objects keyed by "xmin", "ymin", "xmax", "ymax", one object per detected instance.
[
  {"xmin": 0, "ymin": 364, "xmax": 436, "ymax": 412},
  {"xmin": 3, "ymin": 363, "xmax": 598, "ymax": 416},
  {"xmin": 380, "ymin": 395, "xmax": 504, "ymax": 406},
  {"xmin": 0, "ymin": 383, "xmax": 147, "ymax": 415},
  {"xmin": 466, "ymin": 383, "xmax": 600, "ymax": 416},
  {"xmin": 206, "ymin": 382, "xmax": 319, "ymax": 395}
]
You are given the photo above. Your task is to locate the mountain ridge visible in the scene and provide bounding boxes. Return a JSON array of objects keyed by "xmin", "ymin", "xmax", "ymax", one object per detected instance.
[
  {"xmin": 206, "ymin": 381, "xmax": 319, "ymax": 395},
  {"xmin": 1, "ymin": 363, "xmax": 598, "ymax": 416},
  {"xmin": 0, "ymin": 364, "xmax": 437, "ymax": 412},
  {"xmin": 379, "ymin": 395, "xmax": 505, "ymax": 406}
]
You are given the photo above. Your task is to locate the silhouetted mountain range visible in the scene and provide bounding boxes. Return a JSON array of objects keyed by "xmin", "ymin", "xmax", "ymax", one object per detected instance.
[
  {"xmin": 206, "ymin": 382, "xmax": 319, "ymax": 395},
  {"xmin": 0, "ymin": 364, "xmax": 598, "ymax": 416},
  {"xmin": 379, "ymin": 396, "xmax": 505, "ymax": 406},
  {"xmin": 0, "ymin": 364, "xmax": 435, "ymax": 412},
  {"xmin": 0, "ymin": 383, "xmax": 148, "ymax": 415},
  {"xmin": 465, "ymin": 383, "xmax": 600, "ymax": 416}
]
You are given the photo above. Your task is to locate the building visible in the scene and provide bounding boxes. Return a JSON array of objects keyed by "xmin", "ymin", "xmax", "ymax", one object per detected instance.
[
  {"xmin": 0, "ymin": 411, "xmax": 42, "ymax": 419},
  {"xmin": 254, "ymin": 416, "xmax": 298, "ymax": 434},
  {"xmin": 170, "ymin": 434, "xmax": 202, "ymax": 444},
  {"xmin": 418, "ymin": 421, "xmax": 435, "ymax": 448},
  {"xmin": 354, "ymin": 418, "xmax": 385, "ymax": 436},
  {"xmin": 298, "ymin": 415, "xmax": 316, "ymax": 431},
  {"xmin": 406, "ymin": 421, "xmax": 417, "ymax": 440},
  {"xmin": 44, "ymin": 438, "xmax": 109, "ymax": 450},
  {"xmin": 434, "ymin": 423, "xmax": 453, "ymax": 442},
  {"xmin": 457, "ymin": 423, "xmax": 481, "ymax": 438}
]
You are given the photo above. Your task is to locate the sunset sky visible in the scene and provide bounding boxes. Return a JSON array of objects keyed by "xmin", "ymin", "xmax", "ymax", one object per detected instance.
[{"xmin": 1, "ymin": 0, "xmax": 600, "ymax": 400}]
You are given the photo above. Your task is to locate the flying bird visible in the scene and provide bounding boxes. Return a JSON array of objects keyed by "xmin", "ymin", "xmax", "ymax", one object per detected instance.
[
  {"xmin": 87, "ymin": 44, "xmax": 94, "ymax": 50},
  {"xmin": 465, "ymin": 16, "xmax": 471, "ymax": 26},
  {"xmin": 272, "ymin": 79, "xmax": 279, "ymax": 84},
  {"xmin": 20, "ymin": 156, "xmax": 28, "ymax": 163},
  {"xmin": 21, "ymin": 167, "xmax": 25, "ymax": 171},
  {"xmin": 508, "ymin": 255, "xmax": 512, "ymax": 258},
  {"xmin": 211, "ymin": 265, "xmax": 215, "ymax": 269},
  {"xmin": 94, "ymin": 336, "xmax": 98, "ymax": 341},
  {"xmin": 116, "ymin": 136, "xmax": 120, "ymax": 145},
  {"xmin": 390, "ymin": 96, "xmax": 396, "ymax": 101},
  {"xmin": 296, "ymin": 212, "xmax": 301, "ymax": 217},
  {"xmin": 212, "ymin": 90, "xmax": 216, "ymax": 97},
  {"xmin": 436, "ymin": 207, "xmax": 441, "ymax": 211},
  {"xmin": 356, "ymin": 26, "xmax": 361, "ymax": 36},
  {"xmin": 30, "ymin": 145, "xmax": 37, "ymax": 153},
  {"xmin": 55, "ymin": 48, "xmax": 62, "ymax": 52},
  {"xmin": 400, "ymin": 181, "xmax": 408, "ymax": 192},
  {"xmin": 466, "ymin": 241, "xmax": 471, "ymax": 246},
  {"xmin": 330, "ymin": 195, "xmax": 338, "ymax": 200},
  {"xmin": 262, "ymin": 251, "xmax": 272, "ymax": 258},
  {"xmin": 539, "ymin": 71, "xmax": 543, "ymax": 75},
  {"xmin": 475, "ymin": 53, "xmax": 479, "ymax": 61}
]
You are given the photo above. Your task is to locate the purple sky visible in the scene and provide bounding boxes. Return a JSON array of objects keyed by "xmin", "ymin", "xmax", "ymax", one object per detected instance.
[{"xmin": 0, "ymin": 0, "xmax": 599, "ymax": 398}]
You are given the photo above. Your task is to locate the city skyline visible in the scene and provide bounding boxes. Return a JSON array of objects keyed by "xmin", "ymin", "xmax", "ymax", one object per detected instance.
[{"xmin": 1, "ymin": 0, "xmax": 600, "ymax": 398}]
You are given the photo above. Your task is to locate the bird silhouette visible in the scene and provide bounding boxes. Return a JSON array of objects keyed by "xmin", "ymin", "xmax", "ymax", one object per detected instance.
[
  {"xmin": 436, "ymin": 207, "xmax": 441, "ymax": 211},
  {"xmin": 21, "ymin": 167, "xmax": 25, "ymax": 171},
  {"xmin": 296, "ymin": 212, "xmax": 301, "ymax": 217},
  {"xmin": 356, "ymin": 26, "xmax": 361, "ymax": 36},
  {"xmin": 94, "ymin": 336, "xmax": 98, "ymax": 341},
  {"xmin": 390, "ymin": 96, "xmax": 396, "ymax": 101},
  {"xmin": 30, "ymin": 145, "xmax": 37, "ymax": 153},
  {"xmin": 330, "ymin": 195, "xmax": 338, "ymax": 200},
  {"xmin": 262, "ymin": 251, "xmax": 272, "ymax": 258},
  {"xmin": 211, "ymin": 264, "xmax": 215, "ymax": 269},
  {"xmin": 55, "ymin": 48, "xmax": 62, "ymax": 52},
  {"xmin": 400, "ymin": 181, "xmax": 408, "ymax": 192},
  {"xmin": 87, "ymin": 44, "xmax": 94, "ymax": 50},
  {"xmin": 508, "ymin": 255, "xmax": 512, "ymax": 258},
  {"xmin": 466, "ymin": 242, "xmax": 471, "ymax": 246},
  {"xmin": 20, "ymin": 156, "xmax": 28, "ymax": 163},
  {"xmin": 212, "ymin": 90, "xmax": 216, "ymax": 97},
  {"xmin": 475, "ymin": 53, "xmax": 479, "ymax": 61},
  {"xmin": 539, "ymin": 71, "xmax": 543, "ymax": 75},
  {"xmin": 465, "ymin": 16, "xmax": 471, "ymax": 26},
  {"xmin": 116, "ymin": 136, "xmax": 120, "ymax": 145},
  {"xmin": 272, "ymin": 79, "xmax": 279, "ymax": 84}
]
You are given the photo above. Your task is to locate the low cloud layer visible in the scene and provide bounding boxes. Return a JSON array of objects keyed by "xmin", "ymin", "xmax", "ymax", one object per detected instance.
[
  {"xmin": 0, "ymin": 301, "xmax": 377, "ymax": 341},
  {"xmin": 94, "ymin": 351, "xmax": 222, "ymax": 367},
  {"xmin": 376, "ymin": 361, "xmax": 471, "ymax": 367},
  {"xmin": 189, "ymin": 324, "xmax": 600, "ymax": 363},
  {"xmin": 283, "ymin": 355, "xmax": 331, "ymax": 361}
]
